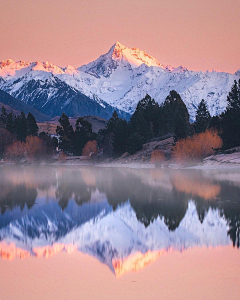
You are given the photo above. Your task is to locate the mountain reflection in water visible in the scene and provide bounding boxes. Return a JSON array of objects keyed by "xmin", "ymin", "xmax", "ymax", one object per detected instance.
[{"xmin": 0, "ymin": 165, "xmax": 239, "ymax": 276}]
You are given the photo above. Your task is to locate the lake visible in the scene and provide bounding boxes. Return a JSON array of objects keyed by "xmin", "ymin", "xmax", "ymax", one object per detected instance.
[{"xmin": 0, "ymin": 165, "xmax": 239, "ymax": 300}]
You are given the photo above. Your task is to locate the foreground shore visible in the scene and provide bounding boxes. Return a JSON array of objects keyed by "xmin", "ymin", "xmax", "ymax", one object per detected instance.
[{"xmin": 2, "ymin": 141, "xmax": 240, "ymax": 169}]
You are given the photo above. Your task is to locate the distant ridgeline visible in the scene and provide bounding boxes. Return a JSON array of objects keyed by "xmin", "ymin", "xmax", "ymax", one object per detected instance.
[{"xmin": 0, "ymin": 43, "xmax": 239, "ymax": 121}]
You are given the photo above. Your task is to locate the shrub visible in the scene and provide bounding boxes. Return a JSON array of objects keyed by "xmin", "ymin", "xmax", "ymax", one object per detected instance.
[
  {"xmin": 173, "ymin": 130, "xmax": 222, "ymax": 163},
  {"xmin": 82, "ymin": 140, "xmax": 98, "ymax": 156},
  {"xmin": 150, "ymin": 150, "xmax": 166, "ymax": 167},
  {"xmin": 5, "ymin": 136, "xmax": 46, "ymax": 161},
  {"xmin": 25, "ymin": 136, "xmax": 45, "ymax": 159},
  {"xmin": 5, "ymin": 141, "xmax": 25, "ymax": 161}
]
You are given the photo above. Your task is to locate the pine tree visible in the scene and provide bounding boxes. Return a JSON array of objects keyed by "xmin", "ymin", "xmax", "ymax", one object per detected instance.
[
  {"xmin": 15, "ymin": 111, "xmax": 28, "ymax": 142},
  {"xmin": 0, "ymin": 106, "xmax": 8, "ymax": 129},
  {"xmin": 130, "ymin": 94, "xmax": 159, "ymax": 140},
  {"xmin": 73, "ymin": 117, "xmax": 93, "ymax": 155},
  {"xmin": 6, "ymin": 112, "xmax": 14, "ymax": 134},
  {"xmin": 127, "ymin": 132, "xmax": 144, "ymax": 154},
  {"xmin": 174, "ymin": 113, "xmax": 190, "ymax": 142},
  {"xmin": 209, "ymin": 115, "xmax": 221, "ymax": 131},
  {"xmin": 106, "ymin": 111, "xmax": 120, "ymax": 133},
  {"xmin": 26, "ymin": 113, "xmax": 38, "ymax": 136},
  {"xmin": 130, "ymin": 109, "xmax": 152, "ymax": 142},
  {"xmin": 113, "ymin": 119, "xmax": 129, "ymax": 156},
  {"xmin": 105, "ymin": 111, "xmax": 130, "ymax": 156},
  {"xmin": 56, "ymin": 113, "xmax": 74, "ymax": 153},
  {"xmin": 226, "ymin": 79, "xmax": 240, "ymax": 111},
  {"xmin": 194, "ymin": 99, "xmax": 211, "ymax": 133},
  {"xmin": 221, "ymin": 79, "xmax": 240, "ymax": 148},
  {"xmin": 161, "ymin": 90, "xmax": 190, "ymax": 137}
]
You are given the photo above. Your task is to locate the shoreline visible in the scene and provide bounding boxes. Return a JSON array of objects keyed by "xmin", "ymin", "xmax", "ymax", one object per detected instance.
[
  {"xmin": 2, "ymin": 159, "xmax": 240, "ymax": 170},
  {"xmin": 1, "ymin": 147, "xmax": 240, "ymax": 170}
]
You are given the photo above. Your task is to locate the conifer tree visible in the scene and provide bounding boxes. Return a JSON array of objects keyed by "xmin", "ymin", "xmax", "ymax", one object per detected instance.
[
  {"xmin": 74, "ymin": 117, "xmax": 94, "ymax": 155},
  {"xmin": 194, "ymin": 99, "xmax": 211, "ymax": 133},
  {"xmin": 0, "ymin": 106, "xmax": 7, "ymax": 129},
  {"xmin": 161, "ymin": 90, "xmax": 190, "ymax": 137},
  {"xmin": 174, "ymin": 113, "xmax": 190, "ymax": 142},
  {"xmin": 105, "ymin": 111, "xmax": 130, "ymax": 156},
  {"xmin": 56, "ymin": 113, "xmax": 74, "ymax": 153},
  {"xmin": 130, "ymin": 109, "xmax": 152, "ymax": 142},
  {"xmin": 6, "ymin": 112, "xmax": 14, "ymax": 134},
  {"xmin": 113, "ymin": 118, "xmax": 129, "ymax": 156},
  {"xmin": 209, "ymin": 115, "xmax": 221, "ymax": 131},
  {"xmin": 130, "ymin": 94, "xmax": 159, "ymax": 140},
  {"xmin": 226, "ymin": 79, "xmax": 240, "ymax": 111},
  {"xmin": 15, "ymin": 111, "xmax": 28, "ymax": 142},
  {"xmin": 26, "ymin": 113, "xmax": 38, "ymax": 136},
  {"xmin": 221, "ymin": 79, "xmax": 240, "ymax": 148},
  {"xmin": 106, "ymin": 111, "xmax": 120, "ymax": 133},
  {"xmin": 127, "ymin": 132, "xmax": 143, "ymax": 154}
]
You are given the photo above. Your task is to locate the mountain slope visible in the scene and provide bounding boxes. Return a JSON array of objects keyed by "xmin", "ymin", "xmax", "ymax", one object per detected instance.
[
  {"xmin": 0, "ymin": 89, "xmax": 50, "ymax": 121},
  {"xmin": 0, "ymin": 74, "xmax": 130, "ymax": 119}
]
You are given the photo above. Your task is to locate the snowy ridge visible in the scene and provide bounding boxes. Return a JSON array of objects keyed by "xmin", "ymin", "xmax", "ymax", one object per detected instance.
[
  {"xmin": 0, "ymin": 42, "xmax": 239, "ymax": 120},
  {"xmin": 0, "ymin": 202, "xmax": 230, "ymax": 275}
]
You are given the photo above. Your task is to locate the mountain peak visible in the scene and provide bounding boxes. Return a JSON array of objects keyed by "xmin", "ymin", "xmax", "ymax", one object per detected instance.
[
  {"xmin": 108, "ymin": 41, "xmax": 126, "ymax": 59},
  {"xmin": 79, "ymin": 42, "xmax": 173, "ymax": 78},
  {"xmin": 0, "ymin": 59, "xmax": 31, "ymax": 77},
  {"xmin": 0, "ymin": 59, "xmax": 15, "ymax": 68},
  {"xmin": 113, "ymin": 41, "xmax": 125, "ymax": 49},
  {"xmin": 108, "ymin": 42, "xmax": 167, "ymax": 69},
  {"xmin": 235, "ymin": 69, "xmax": 240, "ymax": 76},
  {"xmin": 64, "ymin": 65, "xmax": 78, "ymax": 75},
  {"xmin": 32, "ymin": 61, "xmax": 64, "ymax": 74}
]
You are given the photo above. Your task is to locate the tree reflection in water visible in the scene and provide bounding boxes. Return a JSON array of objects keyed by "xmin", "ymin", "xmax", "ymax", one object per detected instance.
[{"xmin": 0, "ymin": 165, "xmax": 239, "ymax": 247}]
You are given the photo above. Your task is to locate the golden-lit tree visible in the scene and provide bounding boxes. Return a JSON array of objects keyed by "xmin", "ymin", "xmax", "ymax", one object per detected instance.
[
  {"xmin": 173, "ymin": 130, "xmax": 222, "ymax": 163},
  {"xmin": 24, "ymin": 136, "xmax": 45, "ymax": 159},
  {"xmin": 5, "ymin": 136, "xmax": 45, "ymax": 161},
  {"xmin": 82, "ymin": 140, "xmax": 98, "ymax": 157},
  {"xmin": 5, "ymin": 141, "xmax": 25, "ymax": 161}
]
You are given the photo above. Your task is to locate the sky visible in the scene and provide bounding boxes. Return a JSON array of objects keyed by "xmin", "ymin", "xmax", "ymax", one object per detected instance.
[{"xmin": 0, "ymin": 0, "xmax": 240, "ymax": 73}]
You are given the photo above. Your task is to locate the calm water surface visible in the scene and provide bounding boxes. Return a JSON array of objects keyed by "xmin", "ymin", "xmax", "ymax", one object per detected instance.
[{"xmin": 0, "ymin": 165, "xmax": 239, "ymax": 300}]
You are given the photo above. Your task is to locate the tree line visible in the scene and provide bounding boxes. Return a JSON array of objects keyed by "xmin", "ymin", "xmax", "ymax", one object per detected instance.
[
  {"xmin": 95, "ymin": 79, "xmax": 240, "ymax": 158},
  {"xmin": 0, "ymin": 79, "xmax": 239, "ymax": 160},
  {"xmin": 0, "ymin": 108, "xmax": 57, "ymax": 160}
]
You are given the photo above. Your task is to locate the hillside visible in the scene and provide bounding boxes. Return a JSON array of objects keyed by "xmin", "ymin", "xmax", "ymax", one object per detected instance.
[
  {"xmin": 0, "ymin": 89, "xmax": 50, "ymax": 121},
  {"xmin": 38, "ymin": 115, "xmax": 107, "ymax": 134}
]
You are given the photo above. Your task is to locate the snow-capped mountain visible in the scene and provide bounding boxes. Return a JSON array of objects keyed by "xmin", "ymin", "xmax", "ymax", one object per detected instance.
[
  {"xmin": 0, "ymin": 42, "xmax": 239, "ymax": 120},
  {"xmin": 79, "ymin": 42, "xmax": 173, "ymax": 77},
  {"xmin": 0, "ymin": 71, "xmax": 129, "ymax": 119},
  {"xmin": 0, "ymin": 201, "xmax": 231, "ymax": 276}
]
